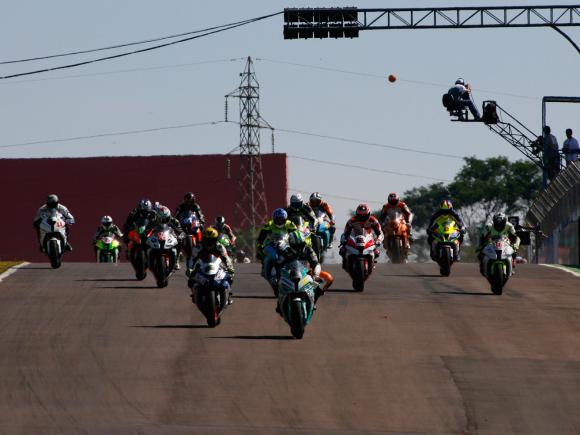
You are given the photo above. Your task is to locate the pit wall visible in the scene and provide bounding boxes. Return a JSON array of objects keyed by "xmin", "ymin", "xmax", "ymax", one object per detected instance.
[{"xmin": 0, "ymin": 154, "xmax": 287, "ymax": 262}]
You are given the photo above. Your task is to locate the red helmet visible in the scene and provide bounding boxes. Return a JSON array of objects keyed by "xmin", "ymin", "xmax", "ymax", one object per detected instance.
[
  {"xmin": 388, "ymin": 192, "xmax": 399, "ymax": 206},
  {"xmin": 355, "ymin": 203, "xmax": 371, "ymax": 221}
]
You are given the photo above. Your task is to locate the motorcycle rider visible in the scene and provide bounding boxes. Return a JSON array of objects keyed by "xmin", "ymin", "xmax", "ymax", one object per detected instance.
[
  {"xmin": 256, "ymin": 208, "xmax": 298, "ymax": 282},
  {"xmin": 379, "ymin": 192, "xmax": 414, "ymax": 247},
  {"xmin": 215, "ymin": 216, "xmax": 236, "ymax": 246},
  {"xmin": 123, "ymin": 198, "xmax": 157, "ymax": 244},
  {"xmin": 308, "ymin": 192, "xmax": 336, "ymax": 248},
  {"xmin": 187, "ymin": 226, "xmax": 234, "ymax": 304},
  {"xmin": 92, "ymin": 215, "xmax": 123, "ymax": 251},
  {"xmin": 477, "ymin": 212, "xmax": 521, "ymax": 275},
  {"xmin": 33, "ymin": 194, "xmax": 75, "ymax": 252},
  {"xmin": 147, "ymin": 205, "xmax": 186, "ymax": 270},
  {"xmin": 175, "ymin": 192, "xmax": 205, "ymax": 225},
  {"xmin": 427, "ymin": 199, "xmax": 466, "ymax": 260},
  {"xmin": 339, "ymin": 204, "xmax": 384, "ymax": 267},
  {"xmin": 286, "ymin": 194, "xmax": 316, "ymax": 229}
]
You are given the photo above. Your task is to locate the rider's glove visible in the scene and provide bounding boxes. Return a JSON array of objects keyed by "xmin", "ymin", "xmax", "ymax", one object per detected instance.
[{"xmin": 313, "ymin": 264, "xmax": 321, "ymax": 277}]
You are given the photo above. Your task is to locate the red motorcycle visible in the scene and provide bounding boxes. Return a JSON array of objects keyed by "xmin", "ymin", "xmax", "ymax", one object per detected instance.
[{"xmin": 343, "ymin": 227, "xmax": 377, "ymax": 292}]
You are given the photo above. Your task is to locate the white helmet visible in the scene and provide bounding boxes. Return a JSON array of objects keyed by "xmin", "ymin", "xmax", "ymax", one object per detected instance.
[{"xmin": 101, "ymin": 215, "xmax": 113, "ymax": 228}]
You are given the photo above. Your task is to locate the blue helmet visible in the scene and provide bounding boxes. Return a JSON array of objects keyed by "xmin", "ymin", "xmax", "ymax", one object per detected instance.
[{"xmin": 273, "ymin": 208, "xmax": 288, "ymax": 227}]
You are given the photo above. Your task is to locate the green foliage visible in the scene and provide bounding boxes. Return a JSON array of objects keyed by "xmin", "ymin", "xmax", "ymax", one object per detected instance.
[{"xmin": 402, "ymin": 182, "xmax": 449, "ymax": 229}]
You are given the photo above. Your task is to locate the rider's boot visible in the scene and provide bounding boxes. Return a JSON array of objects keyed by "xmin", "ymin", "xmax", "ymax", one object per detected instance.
[{"xmin": 65, "ymin": 242, "xmax": 73, "ymax": 252}]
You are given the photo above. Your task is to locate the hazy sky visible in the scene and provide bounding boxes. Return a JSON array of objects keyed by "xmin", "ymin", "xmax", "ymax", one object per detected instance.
[{"xmin": 1, "ymin": 1, "xmax": 579, "ymax": 229}]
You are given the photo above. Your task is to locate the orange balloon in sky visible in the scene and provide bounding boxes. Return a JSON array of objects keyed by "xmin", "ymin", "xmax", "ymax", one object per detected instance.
[{"xmin": 388, "ymin": 74, "xmax": 397, "ymax": 83}]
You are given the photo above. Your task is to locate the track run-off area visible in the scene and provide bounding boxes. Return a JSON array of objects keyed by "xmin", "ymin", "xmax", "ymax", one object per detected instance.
[{"xmin": 0, "ymin": 262, "xmax": 579, "ymax": 434}]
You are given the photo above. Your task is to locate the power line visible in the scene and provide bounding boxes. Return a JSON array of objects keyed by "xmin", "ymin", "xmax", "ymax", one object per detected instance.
[
  {"xmin": 0, "ymin": 16, "xmax": 279, "ymax": 65},
  {"xmin": 276, "ymin": 127, "xmax": 464, "ymax": 159},
  {"xmin": 257, "ymin": 58, "xmax": 539, "ymax": 101},
  {"xmin": 0, "ymin": 12, "xmax": 282, "ymax": 80},
  {"xmin": 288, "ymin": 155, "xmax": 451, "ymax": 182},
  {"xmin": 290, "ymin": 186, "xmax": 383, "ymax": 205},
  {"xmin": 0, "ymin": 121, "xmax": 227, "ymax": 149},
  {"xmin": 0, "ymin": 58, "xmax": 245, "ymax": 85}
]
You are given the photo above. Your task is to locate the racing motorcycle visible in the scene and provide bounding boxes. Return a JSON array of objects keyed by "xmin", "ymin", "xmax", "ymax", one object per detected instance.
[
  {"xmin": 127, "ymin": 217, "xmax": 151, "ymax": 280},
  {"xmin": 217, "ymin": 233, "xmax": 234, "ymax": 257},
  {"xmin": 38, "ymin": 209, "xmax": 68, "ymax": 269},
  {"xmin": 95, "ymin": 232, "xmax": 121, "ymax": 263},
  {"xmin": 430, "ymin": 215, "xmax": 461, "ymax": 277},
  {"xmin": 277, "ymin": 258, "xmax": 318, "ymax": 339},
  {"xmin": 342, "ymin": 227, "xmax": 377, "ymax": 292},
  {"xmin": 262, "ymin": 232, "xmax": 290, "ymax": 295},
  {"xmin": 291, "ymin": 216, "xmax": 323, "ymax": 265},
  {"xmin": 190, "ymin": 253, "xmax": 231, "ymax": 327},
  {"xmin": 146, "ymin": 224, "xmax": 178, "ymax": 288},
  {"xmin": 481, "ymin": 235, "xmax": 514, "ymax": 295},
  {"xmin": 181, "ymin": 212, "xmax": 202, "ymax": 273},
  {"xmin": 313, "ymin": 209, "xmax": 332, "ymax": 263},
  {"xmin": 382, "ymin": 208, "xmax": 410, "ymax": 264}
]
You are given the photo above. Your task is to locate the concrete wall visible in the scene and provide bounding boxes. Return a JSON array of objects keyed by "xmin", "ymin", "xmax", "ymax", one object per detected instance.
[{"xmin": 0, "ymin": 154, "xmax": 287, "ymax": 262}]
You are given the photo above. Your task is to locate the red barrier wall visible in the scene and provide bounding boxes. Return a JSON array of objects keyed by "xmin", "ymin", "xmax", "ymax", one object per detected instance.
[{"xmin": 0, "ymin": 154, "xmax": 287, "ymax": 262}]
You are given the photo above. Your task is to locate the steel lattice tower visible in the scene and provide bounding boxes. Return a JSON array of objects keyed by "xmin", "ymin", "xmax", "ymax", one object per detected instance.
[{"xmin": 226, "ymin": 57, "xmax": 272, "ymax": 259}]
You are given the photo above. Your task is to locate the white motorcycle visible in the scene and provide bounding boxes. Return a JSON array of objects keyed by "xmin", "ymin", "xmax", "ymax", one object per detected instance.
[
  {"xmin": 39, "ymin": 209, "xmax": 68, "ymax": 269},
  {"xmin": 481, "ymin": 236, "xmax": 515, "ymax": 295},
  {"xmin": 146, "ymin": 225, "xmax": 179, "ymax": 288},
  {"xmin": 190, "ymin": 254, "xmax": 232, "ymax": 327}
]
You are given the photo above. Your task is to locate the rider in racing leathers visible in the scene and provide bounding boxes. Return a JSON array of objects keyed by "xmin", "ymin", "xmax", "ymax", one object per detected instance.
[
  {"xmin": 123, "ymin": 198, "xmax": 157, "ymax": 244},
  {"xmin": 146, "ymin": 205, "xmax": 186, "ymax": 269},
  {"xmin": 339, "ymin": 204, "xmax": 384, "ymax": 267},
  {"xmin": 214, "ymin": 216, "xmax": 236, "ymax": 246},
  {"xmin": 308, "ymin": 192, "xmax": 336, "ymax": 248},
  {"xmin": 33, "ymin": 194, "xmax": 75, "ymax": 252},
  {"xmin": 286, "ymin": 194, "xmax": 316, "ymax": 229},
  {"xmin": 256, "ymin": 208, "xmax": 298, "ymax": 282},
  {"xmin": 426, "ymin": 199, "xmax": 466, "ymax": 260},
  {"xmin": 175, "ymin": 192, "xmax": 205, "ymax": 225},
  {"xmin": 379, "ymin": 192, "xmax": 414, "ymax": 247},
  {"xmin": 477, "ymin": 212, "xmax": 521, "ymax": 275},
  {"xmin": 187, "ymin": 226, "xmax": 235, "ymax": 304},
  {"xmin": 92, "ymin": 215, "xmax": 123, "ymax": 257}
]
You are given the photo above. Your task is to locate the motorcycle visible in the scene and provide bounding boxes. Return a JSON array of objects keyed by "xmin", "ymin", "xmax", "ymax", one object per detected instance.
[
  {"xmin": 430, "ymin": 216, "xmax": 461, "ymax": 277},
  {"xmin": 343, "ymin": 227, "xmax": 376, "ymax": 292},
  {"xmin": 38, "ymin": 209, "xmax": 68, "ymax": 269},
  {"xmin": 262, "ymin": 232, "xmax": 290, "ymax": 295},
  {"xmin": 181, "ymin": 212, "xmax": 203, "ymax": 272},
  {"xmin": 313, "ymin": 209, "xmax": 332, "ymax": 263},
  {"xmin": 481, "ymin": 236, "xmax": 514, "ymax": 295},
  {"xmin": 127, "ymin": 217, "xmax": 151, "ymax": 280},
  {"xmin": 190, "ymin": 253, "xmax": 231, "ymax": 327},
  {"xmin": 146, "ymin": 224, "xmax": 178, "ymax": 288},
  {"xmin": 95, "ymin": 232, "xmax": 121, "ymax": 263},
  {"xmin": 382, "ymin": 208, "xmax": 410, "ymax": 264},
  {"xmin": 277, "ymin": 258, "xmax": 318, "ymax": 339},
  {"xmin": 291, "ymin": 215, "xmax": 323, "ymax": 265},
  {"xmin": 217, "ymin": 233, "xmax": 234, "ymax": 257}
]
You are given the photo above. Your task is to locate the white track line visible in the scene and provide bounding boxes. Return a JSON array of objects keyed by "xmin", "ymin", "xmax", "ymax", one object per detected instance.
[
  {"xmin": 0, "ymin": 262, "xmax": 30, "ymax": 283},
  {"xmin": 541, "ymin": 264, "xmax": 580, "ymax": 278}
]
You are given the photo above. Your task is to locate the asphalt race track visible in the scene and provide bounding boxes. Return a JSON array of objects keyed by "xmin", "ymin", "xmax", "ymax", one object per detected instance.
[{"xmin": 0, "ymin": 262, "xmax": 579, "ymax": 434}]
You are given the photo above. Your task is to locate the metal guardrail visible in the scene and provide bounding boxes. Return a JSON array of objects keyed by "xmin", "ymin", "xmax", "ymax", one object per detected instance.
[{"xmin": 526, "ymin": 160, "xmax": 580, "ymax": 233}]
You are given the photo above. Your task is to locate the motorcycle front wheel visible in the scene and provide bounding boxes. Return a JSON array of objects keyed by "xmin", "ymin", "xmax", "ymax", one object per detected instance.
[
  {"xmin": 206, "ymin": 291, "xmax": 221, "ymax": 327},
  {"xmin": 490, "ymin": 263, "xmax": 504, "ymax": 295},
  {"xmin": 352, "ymin": 258, "xmax": 365, "ymax": 292},
  {"xmin": 48, "ymin": 239, "xmax": 61, "ymax": 269},
  {"xmin": 439, "ymin": 247, "xmax": 452, "ymax": 277},
  {"xmin": 290, "ymin": 299, "xmax": 305, "ymax": 339}
]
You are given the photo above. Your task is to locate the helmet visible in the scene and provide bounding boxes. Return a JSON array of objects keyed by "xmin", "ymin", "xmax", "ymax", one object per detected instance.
[
  {"xmin": 153, "ymin": 201, "xmax": 161, "ymax": 212},
  {"xmin": 439, "ymin": 199, "xmax": 453, "ymax": 210},
  {"xmin": 387, "ymin": 192, "xmax": 399, "ymax": 206},
  {"xmin": 202, "ymin": 227, "xmax": 219, "ymax": 248},
  {"xmin": 492, "ymin": 212, "xmax": 507, "ymax": 231},
  {"xmin": 46, "ymin": 194, "xmax": 59, "ymax": 209},
  {"xmin": 288, "ymin": 231, "xmax": 306, "ymax": 251},
  {"xmin": 101, "ymin": 215, "xmax": 113, "ymax": 228},
  {"xmin": 157, "ymin": 206, "xmax": 171, "ymax": 224},
  {"xmin": 215, "ymin": 216, "xmax": 225, "ymax": 226},
  {"xmin": 309, "ymin": 192, "xmax": 322, "ymax": 207},
  {"xmin": 272, "ymin": 208, "xmax": 288, "ymax": 227},
  {"xmin": 290, "ymin": 194, "xmax": 303, "ymax": 209},
  {"xmin": 138, "ymin": 198, "xmax": 152, "ymax": 212},
  {"xmin": 184, "ymin": 192, "xmax": 195, "ymax": 203},
  {"xmin": 455, "ymin": 78, "xmax": 465, "ymax": 86},
  {"xmin": 355, "ymin": 203, "xmax": 371, "ymax": 221}
]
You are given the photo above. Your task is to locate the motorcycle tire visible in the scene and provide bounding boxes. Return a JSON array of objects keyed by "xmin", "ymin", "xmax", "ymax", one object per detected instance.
[
  {"xmin": 439, "ymin": 247, "xmax": 452, "ymax": 277},
  {"xmin": 290, "ymin": 299, "xmax": 305, "ymax": 339},
  {"xmin": 48, "ymin": 239, "xmax": 61, "ymax": 269},
  {"xmin": 491, "ymin": 263, "xmax": 504, "ymax": 295},
  {"xmin": 134, "ymin": 249, "xmax": 147, "ymax": 280},
  {"xmin": 353, "ymin": 258, "xmax": 365, "ymax": 292},
  {"xmin": 206, "ymin": 291, "xmax": 220, "ymax": 328},
  {"xmin": 155, "ymin": 256, "xmax": 168, "ymax": 288}
]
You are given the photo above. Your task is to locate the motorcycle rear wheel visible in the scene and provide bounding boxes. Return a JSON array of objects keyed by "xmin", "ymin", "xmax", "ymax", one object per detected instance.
[{"xmin": 290, "ymin": 299, "xmax": 305, "ymax": 339}]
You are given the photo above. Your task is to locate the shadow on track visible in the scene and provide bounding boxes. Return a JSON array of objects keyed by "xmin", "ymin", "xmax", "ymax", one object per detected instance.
[
  {"xmin": 381, "ymin": 274, "xmax": 441, "ymax": 278},
  {"xmin": 325, "ymin": 288, "xmax": 359, "ymax": 293},
  {"xmin": 234, "ymin": 295, "xmax": 275, "ymax": 300},
  {"xmin": 210, "ymin": 335, "xmax": 294, "ymax": 340},
  {"xmin": 132, "ymin": 324, "xmax": 210, "ymax": 329},
  {"xmin": 77, "ymin": 278, "xmax": 136, "ymax": 282},
  {"xmin": 98, "ymin": 285, "xmax": 158, "ymax": 289},
  {"xmin": 432, "ymin": 291, "xmax": 493, "ymax": 296},
  {"xmin": 20, "ymin": 267, "xmax": 54, "ymax": 270}
]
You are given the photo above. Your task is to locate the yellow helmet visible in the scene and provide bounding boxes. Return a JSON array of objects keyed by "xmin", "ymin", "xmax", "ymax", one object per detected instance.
[
  {"xmin": 439, "ymin": 199, "xmax": 453, "ymax": 210},
  {"xmin": 202, "ymin": 227, "xmax": 219, "ymax": 247}
]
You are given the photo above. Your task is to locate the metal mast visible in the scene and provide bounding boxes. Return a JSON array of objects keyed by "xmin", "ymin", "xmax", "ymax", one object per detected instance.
[{"xmin": 226, "ymin": 57, "xmax": 272, "ymax": 259}]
